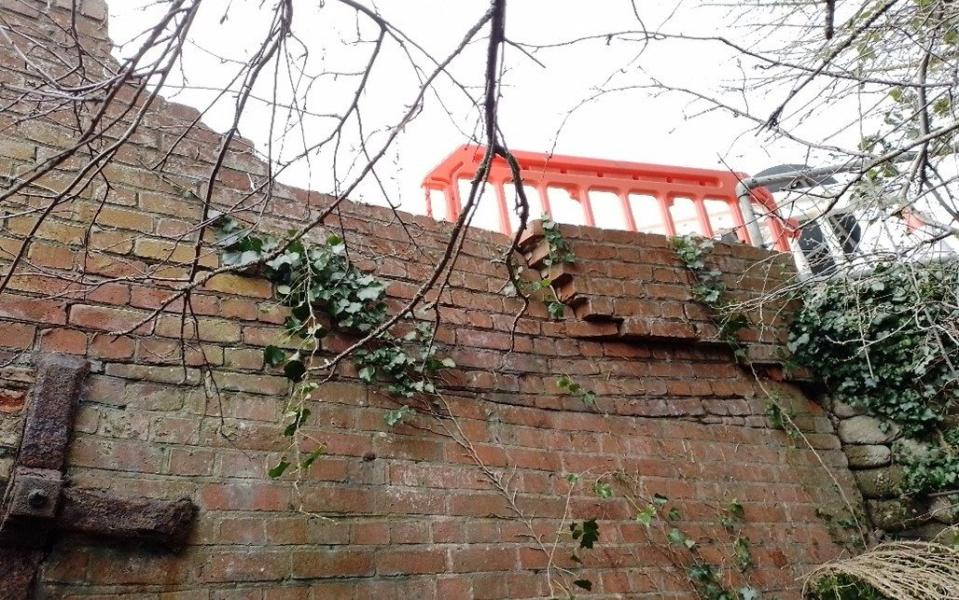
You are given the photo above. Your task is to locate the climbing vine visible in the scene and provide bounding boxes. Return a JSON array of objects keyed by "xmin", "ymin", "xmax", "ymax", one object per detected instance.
[
  {"xmin": 900, "ymin": 426, "xmax": 959, "ymax": 497},
  {"xmin": 557, "ymin": 375, "xmax": 597, "ymax": 408},
  {"xmin": 215, "ymin": 216, "xmax": 454, "ymax": 477},
  {"xmin": 788, "ymin": 260, "xmax": 959, "ymax": 501},
  {"xmin": 671, "ymin": 235, "xmax": 749, "ymax": 347},
  {"xmin": 600, "ymin": 472, "xmax": 762, "ymax": 600},
  {"xmin": 522, "ymin": 216, "xmax": 576, "ymax": 319},
  {"xmin": 788, "ymin": 261, "xmax": 959, "ymax": 436}
]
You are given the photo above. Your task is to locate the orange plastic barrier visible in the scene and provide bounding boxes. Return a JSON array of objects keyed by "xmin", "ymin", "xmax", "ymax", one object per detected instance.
[{"xmin": 422, "ymin": 145, "xmax": 790, "ymax": 251}]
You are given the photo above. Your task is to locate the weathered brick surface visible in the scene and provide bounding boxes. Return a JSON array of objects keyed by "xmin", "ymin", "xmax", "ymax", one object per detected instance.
[{"xmin": 0, "ymin": 1, "xmax": 863, "ymax": 598}]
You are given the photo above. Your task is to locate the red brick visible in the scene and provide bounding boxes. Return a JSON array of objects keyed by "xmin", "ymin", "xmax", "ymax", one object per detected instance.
[
  {"xmin": 198, "ymin": 483, "xmax": 291, "ymax": 511},
  {"xmin": 69, "ymin": 304, "xmax": 154, "ymax": 334},
  {"xmin": 0, "ymin": 321, "xmax": 36, "ymax": 349},
  {"xmin": 290, "ymin": 550, "xmax": 373, "ymax": 578},
  {"xmin": 88, "ymin": 333, "xmax": 136, "ymax": 359},
  {"xmin": 0, "ymin": 295, "xmax": 67, "ymax": 324},
  {"xmin": 450, "ymin": 546, "xmax": 517, "ymax": 572},
  {"xmin": 38, "ymin": 328, "xmax": 87, "ymax": 354},
  {"xmin": 0, "ymin": 388, "xmax": 26, "ymax": 414},
  {"xmin": 375, "ymin": 548, "xmax": 447, "ymax": 575}
]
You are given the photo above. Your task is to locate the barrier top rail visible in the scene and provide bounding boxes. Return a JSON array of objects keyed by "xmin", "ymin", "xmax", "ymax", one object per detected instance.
[{"xmin": 422, "ymin": 145, "xmax": 792, "ymax": 252}]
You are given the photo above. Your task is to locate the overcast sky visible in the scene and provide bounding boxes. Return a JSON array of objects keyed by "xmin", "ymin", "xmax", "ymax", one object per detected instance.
[{"xmin": 107, "ymin": 1, "xmax": 850, "ymax": 228}]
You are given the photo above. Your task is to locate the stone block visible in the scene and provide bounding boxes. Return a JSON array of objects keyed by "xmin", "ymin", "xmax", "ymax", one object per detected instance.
[
  {"xmin": 893, "ymin": 437, "xmax": 933, "ymax": 462},
  {"xmin": 930, "ymin": 494, "xmax": 959, "ymax": 525},
  {"xmin": 838, "ymin": 415, "xmax": 900, "ymax": 445},
  {"xmin": 866, "ymin": 498, "xmax": 928, "ymax": 531},
  {"xmin": 844, "ymin": 445, "xmax": 891, "ymax": 469},
  {"xmin": 854, "ymin": 466, "xmax": 904, "ymax": 499},
  {"xmin": 831, "ymin": 399, "xmax": 864, "ymax": 418}
]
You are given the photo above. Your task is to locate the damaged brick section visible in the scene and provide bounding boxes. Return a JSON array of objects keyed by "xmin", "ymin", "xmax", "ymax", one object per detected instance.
[{"xmin": 520, "ymin": 221, "xmax": 796, "ymax": 366}]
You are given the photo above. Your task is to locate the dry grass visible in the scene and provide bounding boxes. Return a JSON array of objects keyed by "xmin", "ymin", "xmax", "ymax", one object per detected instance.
[{"xmin": 803, "ymin": 542, "xmax": 959, "ymax": 599}]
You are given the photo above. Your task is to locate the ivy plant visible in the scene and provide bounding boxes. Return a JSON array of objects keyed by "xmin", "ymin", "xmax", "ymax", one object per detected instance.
[
  {"xmin": 788, "ymin": 260, "xmax": 959, "ymax": 435},
  {"xmin": 215, "ymin": 216, "xmax": 454, "ymax": 476},
  {"xmin": 530, "ymin": 216, "xmax": 576, "ymax": 319},
  {"xmin": 671, "ymin": 235, "xmax": 750, "ymax": 347},
  {"xmin": 900, "ymin": 428, "xmax": 959, "ymax": 496},
  {"xmin": 557, "ymin": 374, "xmax": 597, "ymax": 408}
]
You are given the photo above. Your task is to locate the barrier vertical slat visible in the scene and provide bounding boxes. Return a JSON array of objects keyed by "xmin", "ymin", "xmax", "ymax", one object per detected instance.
[
  {"xmin": 694, "ymin": 196, "xmax": 714, "ymax": 238},
  {"xmin": 494, "ymin": 180, "xmax": 512, "ymax": 236},
  {"xmin": 618, "ymin": 190, "xmax": 637, "ymax": 232},
  {"xmin": 658, "ymin": 195, "xmax": 676, "ymax": 236},
  {"xmin": 576, "ymin": 186, "xmax": 595, "ymax": 227}
]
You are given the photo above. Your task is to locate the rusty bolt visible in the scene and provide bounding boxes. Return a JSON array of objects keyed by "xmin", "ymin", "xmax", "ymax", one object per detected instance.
[{"xmin": 27, "ymin": 489, "xmax": 48, "ymax": 508}]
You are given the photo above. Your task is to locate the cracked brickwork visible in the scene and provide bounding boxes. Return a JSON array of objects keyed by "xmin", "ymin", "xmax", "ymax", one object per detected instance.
[{"xmin": 0, "ymin": 1, "xmax": 863, "ymax": 597}]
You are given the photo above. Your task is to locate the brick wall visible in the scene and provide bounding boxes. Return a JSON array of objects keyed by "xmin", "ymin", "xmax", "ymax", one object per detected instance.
[{"xmin": 0, "ymin": 1, "xmax": 863, "ymax": 597}]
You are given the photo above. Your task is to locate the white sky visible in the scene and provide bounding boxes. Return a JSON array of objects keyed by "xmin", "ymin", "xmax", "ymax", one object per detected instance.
[{"xmin": 107, "ymin": 1, "xmax": 852, "ymax": 224}]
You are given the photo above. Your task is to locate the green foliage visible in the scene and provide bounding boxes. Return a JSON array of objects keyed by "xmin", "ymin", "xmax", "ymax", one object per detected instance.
[
  {"xmin": 687, "ymin": 563, "xmax": 760, "ymax": 600},
  {"xmin": 900, "ymin": 437, "xmax": 959, "ymax": 496},
  {"xmin": 535, "ymin": 216, "xmax": 577, "ymax": 320},
  {"xmin": 622, "ymin": 488, "xmax": 757, "ymax": 600},
  {"xmin": 570, "ymin": 518, "xmax": 600, "ymax": 549},
  {"xmin": 216, "ymin": 216, "xmax": 455, "ymax": 479},
  {"xmin": 732, "ymin": 536, "xmax": 753, "ymax": 571},
  {"xmin": 788, "ymin": 261, "xmax": 959, "ymax": 435},
  {"xmin": 593, "ymin": 481, "xmax": 613, "ymax": 499},
  {"xmin": 384, "ymin": 405, "xmax": 414, "ymax": 427},
  {"xmin": 354, "ymin": 323, "xmax": 451, "ymax": 399},
  {"xmin": 671, "ymin": 235, "xmax": 749, "ymax": 345},
  {"xmin": 720, "ymin": 499, "xmax": 745, "ymax": 530},
  {"xmin": 765, "ymin": 401, "xmax": 800, "ymax": 440},
  {"xmin": 542, "ymin": 216, "xmax": 576, "ymax": 266},
  {"xmin": 557, "ymin": 375, "xmax": 597, "ymax": 407},
  {"xmin": 807, "ymin": 574, "xmax": 888, "ymax": 600}
]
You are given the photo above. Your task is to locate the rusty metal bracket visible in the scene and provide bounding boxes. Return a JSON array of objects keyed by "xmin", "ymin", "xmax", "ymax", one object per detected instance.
[
  {"xmin": 0, "ymin": 353, "xmax": 198, "ymax": 599},
  {"xmin": 5, "ymin": 467, "xmax": 62, "ymax": 520}
]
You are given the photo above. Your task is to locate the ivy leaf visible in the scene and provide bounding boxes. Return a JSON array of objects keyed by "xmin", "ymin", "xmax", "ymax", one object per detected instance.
[
  {"xmin": 726, "ymin": 499, "xmax": 745, "ymax": 521},
  {"xmin": 283, "ymin": 358, "xmax": 306, "ymax": 382},
  {"xmin": 573, "ymin": 579, "xmax": 593, "ymax": 591},
  {"xmin": 356, "ymin": 284, "xmax": 383, "ymax": 301},
  {"xmin": 547, "ymin": 301, "xmax": 565, "ymax": 319},
  {"xmin": 570, "ymin": 519, "xmax": 600, "ymax": 549},
  {"xmin": 667, "ymin": 507, "xmax": 682, "ymax": 521},
  {"xmin": 358, "ymin": 366, "xmax": 376, "ymax": 383},
  {"xmin": 652, "ymin": 493, "xmax": 669, "ymax": 506},
  {"xmin": 733, "ymin": 536, "xmax": 753, "ymax": 570},
  {"xmin": 283, "ymin": 408, "xmax": 311, "ymax": 436},
  {"xmin": 301, "ymin": 446, "xmax": 327, "ymax": 469},
  {"xmin": 739, "ymin": 586, "xmax": 760, "ymax": 600},
  {"xmin": 385, "ymin": 405, "xmax": 413, "ymax": 427},
  {"xmin": 635, "ymin": 505, "xmax": 657, "ymax": 527},
  {"xmin": 667, "ymin": 528, "xmax": 695, "ymax": 549},
  {"xmin": 263, "ymin": 345, "xmax": 286, "ymax": 367},
  {"xmin": 581, "ymin": 391, "xmax": 596, "ymax": 407},
  {"xmin": 593, "ymin": 482, "xmax": 613, "ymax": 499},
  {"xmin": 268, "ymin": 459, "xmax": 290, "ymax": 479}
]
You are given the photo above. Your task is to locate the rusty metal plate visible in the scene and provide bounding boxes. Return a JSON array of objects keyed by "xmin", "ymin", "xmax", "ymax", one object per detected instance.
[
  {"xmin": 5, "ymin": 467, "xmax": 62, "ymax": 519},
  {"xmin": 18, "ymin": 355, "xmax": 88, "ymax": 471},
  {"xmin": 57, "ymin": 488, "xmax": 197, "ymax": 548}
]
